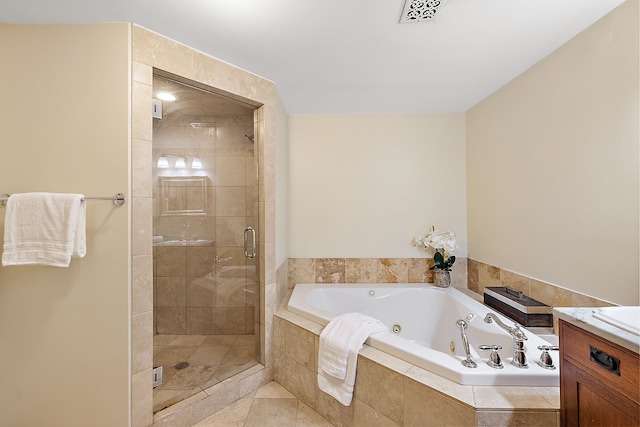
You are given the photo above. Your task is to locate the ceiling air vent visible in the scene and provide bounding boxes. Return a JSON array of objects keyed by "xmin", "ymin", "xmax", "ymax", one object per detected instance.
[{"xmin": 400, "ymin": 0, "xmax": 448, "ymax": 23}]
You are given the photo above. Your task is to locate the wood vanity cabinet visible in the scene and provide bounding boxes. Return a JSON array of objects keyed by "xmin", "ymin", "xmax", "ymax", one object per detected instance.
[{"xmin": 559, "ymin": 320, "xmax": 640, "ymax": 427}]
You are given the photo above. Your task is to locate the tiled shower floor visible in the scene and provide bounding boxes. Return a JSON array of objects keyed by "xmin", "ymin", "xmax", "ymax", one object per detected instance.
[{"xmin": 153, "ymin": 334, "xmax": 258, "ymax": 413}]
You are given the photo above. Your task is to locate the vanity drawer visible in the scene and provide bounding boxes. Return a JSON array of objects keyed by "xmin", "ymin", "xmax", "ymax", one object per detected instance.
[{"xmin": 560, "ymin": 320, "xmax": 639, "ymax": 404}]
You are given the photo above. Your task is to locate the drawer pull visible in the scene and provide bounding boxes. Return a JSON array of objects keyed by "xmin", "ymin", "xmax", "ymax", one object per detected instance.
[{"xmin": 589, "ymin": 345, "xmax": 620, "ymax": 375}]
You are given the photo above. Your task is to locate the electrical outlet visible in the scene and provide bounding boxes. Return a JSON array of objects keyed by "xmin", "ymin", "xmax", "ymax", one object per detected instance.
[
  {"xmin": 152, "ymin": 366, "xmax": 163, "ymax": 388},
  {"xmin": 152, "ymin": 100, "xmax": 162, "ymax": 119}
]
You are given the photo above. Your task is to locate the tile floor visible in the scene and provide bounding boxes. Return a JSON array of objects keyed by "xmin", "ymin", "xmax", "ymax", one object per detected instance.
[
  {"xmin": 194, "ymin": 381, "xmax": 334, "ymax": 427},
  {"xmin": 153, "ymin": 334, "xmax": 258, "ymax": 413}
]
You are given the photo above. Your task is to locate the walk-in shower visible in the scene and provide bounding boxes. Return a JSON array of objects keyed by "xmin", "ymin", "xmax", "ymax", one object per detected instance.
[{"xmin": 151, "ymin": 75, "xmax": 259, "ymax": 413}]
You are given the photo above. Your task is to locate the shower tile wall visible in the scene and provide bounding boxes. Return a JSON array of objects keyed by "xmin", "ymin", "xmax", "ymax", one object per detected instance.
[{"xmin": 153, "ymin": 116, "xmax": 257, "ymax": 336}]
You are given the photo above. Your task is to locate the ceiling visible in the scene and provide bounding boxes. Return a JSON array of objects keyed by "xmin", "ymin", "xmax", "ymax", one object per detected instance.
[{"xmin": 1, "ymin": 0, "xmax": 626, "ymax": 114}]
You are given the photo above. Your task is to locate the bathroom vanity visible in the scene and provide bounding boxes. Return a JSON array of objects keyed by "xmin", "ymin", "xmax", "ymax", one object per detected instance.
[{"xmin": 555, "ymin": 307, "xmax": 640, "ymax": 427}]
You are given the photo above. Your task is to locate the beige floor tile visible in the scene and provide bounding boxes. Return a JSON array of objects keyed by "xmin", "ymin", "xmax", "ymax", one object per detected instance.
[
  {"xmin": 170, "ymin": 334, "xmax": 208, "ymax": 346},
  {"xmin": 221, "ymin": 344, "xmax": 255, "ymax": 365},
  {"xmin": 154, "ymin": 345, "xmax": 199, "ymax": 366},
  {"xmin": 188, "ymin": 345, "xmax": 231, "ymax": 366},
  {"xmin": 193, "ymin": 396, "xmax": 254, "ymax": 427},
  {"xmin": 255, "ymin": 381, "xmax": 296, "ymax": 399},
  {"xmin": 203, "ymin": 334, "xmax": 239, "ymax": 345},
  {"xmin": 154, "ymin": 334, "xmax": 177, "ymax": 345},
  {"xmin": 235, "ymin": 334, "xmax": 256, "ymax": 346},
  {"xmin": 244, "ymin": 398, "xmax": 299, "ymax": 427},
  {"xmin": 162, "ymin": 365, "xmax": 217, "ymax": 390},
  {"xmin": 296, "ymin": 401, "xmax": 334, "ymax": 426}
]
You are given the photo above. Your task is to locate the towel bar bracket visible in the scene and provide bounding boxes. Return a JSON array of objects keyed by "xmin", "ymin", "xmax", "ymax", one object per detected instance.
[{"xmin": 0, "ymin": 193, "xmax": 126, "ymax": 207}]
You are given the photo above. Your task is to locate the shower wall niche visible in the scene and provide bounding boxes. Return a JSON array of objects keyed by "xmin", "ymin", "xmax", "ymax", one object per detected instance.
[{"xmin": 152, "ymin": 77, "xmax": 258, "ymax": 337}]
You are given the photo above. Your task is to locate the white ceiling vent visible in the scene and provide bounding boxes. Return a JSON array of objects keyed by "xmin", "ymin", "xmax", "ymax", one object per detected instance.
[{"xmin": 400, "ymin": 0, "xmax": 448, "ymax": 23}]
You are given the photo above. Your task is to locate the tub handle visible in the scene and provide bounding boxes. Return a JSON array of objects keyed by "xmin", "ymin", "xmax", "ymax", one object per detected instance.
[
  {"xmin": 244, "ymin": 227, "xmax": 256, "ymax": 259},
  {"xmin": 479, "ymin": 345, "xmax": 504, "ymax": 369}
]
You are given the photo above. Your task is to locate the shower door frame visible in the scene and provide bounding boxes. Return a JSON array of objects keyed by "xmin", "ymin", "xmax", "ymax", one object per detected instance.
[{"xmin": 130, "ymin": 24, "xmax": 276, "ymax": 427}]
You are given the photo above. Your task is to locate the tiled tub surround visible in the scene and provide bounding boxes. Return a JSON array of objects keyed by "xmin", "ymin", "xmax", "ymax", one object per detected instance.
[
  {"xmin": 467, "ymin": 259, "xmax": 615, "ymax": 313},
  {"xmin": 269, "ymin": 258, "xmax": 618, "ymax": 426},
  {"xmin": 281, "ymin": 258, "xmax": 614, "ymax": 323},
  {"xmin": 274, "ymin": 310, "xmax": 560, "ymax": 427}
]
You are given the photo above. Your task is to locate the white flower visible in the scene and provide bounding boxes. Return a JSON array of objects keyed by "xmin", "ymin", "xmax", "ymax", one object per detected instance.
[{"xmin": 414, "ymin": 228, "xmax": 457, "ymax": 258}]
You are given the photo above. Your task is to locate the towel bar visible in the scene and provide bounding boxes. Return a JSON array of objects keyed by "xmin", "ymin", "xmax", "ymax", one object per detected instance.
[{"xmin": 0, "ymin": 193, "xmax": 126, "ymax": 207}]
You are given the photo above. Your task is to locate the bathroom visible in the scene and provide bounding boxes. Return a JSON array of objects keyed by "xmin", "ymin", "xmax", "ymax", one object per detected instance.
[{"xmin": 0, "ymin": 1, "xmax": 638, "ymax": 426}]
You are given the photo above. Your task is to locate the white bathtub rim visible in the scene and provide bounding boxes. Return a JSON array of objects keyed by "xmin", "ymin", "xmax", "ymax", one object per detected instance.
[{"xmin": 287, "ymin": 283, "xmax": 559, "ymax": 387}]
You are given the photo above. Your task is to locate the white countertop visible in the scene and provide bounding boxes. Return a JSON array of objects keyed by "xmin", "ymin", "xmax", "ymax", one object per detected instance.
[{"xmin": 554, "ymin": 307, "xmax": 640, "ymax": 354}]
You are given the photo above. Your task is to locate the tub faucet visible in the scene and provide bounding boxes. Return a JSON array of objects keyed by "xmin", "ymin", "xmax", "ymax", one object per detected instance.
[
  {"xmin": 456, "ymin": 319, "xmax": 477, "ymax": 368},
  {"xmin": 484, "ymin": 313, "xmax": 529, "ymax": 368}
]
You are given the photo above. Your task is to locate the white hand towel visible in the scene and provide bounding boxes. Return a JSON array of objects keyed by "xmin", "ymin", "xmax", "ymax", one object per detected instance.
[
  {"xmin": 317, "ymin": 312, "xmax": 387, "ymax": 406},
  {"xmin": 2, "ymin": 192, "xmax": 86, "ymax": 267}
]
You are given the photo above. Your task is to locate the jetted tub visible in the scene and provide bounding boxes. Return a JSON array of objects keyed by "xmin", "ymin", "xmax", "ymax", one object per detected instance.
[{"xmin": 287, "ymin": 283, "xmax": 559, "ymax": 386}]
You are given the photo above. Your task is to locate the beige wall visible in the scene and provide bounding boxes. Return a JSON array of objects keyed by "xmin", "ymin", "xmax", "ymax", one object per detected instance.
[
  {"xmin": 0, "ymin": 24, "xmax": 130, "ymax": 426},
  {"xmin": 288, "ymin": 113, "xmax": 467, "ymax": 258},
  {"xmin": 466, "ymin": 0, "xmax": 639, "ymax": 305},
  {"xmin": 275, "ymin": 97, "xmax": 290, "ymax": 268}
]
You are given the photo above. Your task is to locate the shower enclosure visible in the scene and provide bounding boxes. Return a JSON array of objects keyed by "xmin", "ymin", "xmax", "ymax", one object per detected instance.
[{"xmin": 151, "ymin": 75, "xmax": 259, "ymax": 412}]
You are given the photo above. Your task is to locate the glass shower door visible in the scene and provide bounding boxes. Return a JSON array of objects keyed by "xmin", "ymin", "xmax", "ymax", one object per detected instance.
[{"xmin": 151, "ymin": 74, "xmax": 259, "ymax": 413}]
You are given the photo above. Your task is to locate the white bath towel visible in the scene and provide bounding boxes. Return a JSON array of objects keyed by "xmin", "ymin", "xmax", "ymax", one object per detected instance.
[
  {"xmin": 317, "ymin": 312, "xmax": 387, "ymax": 406},
  {"xmin": 2, "ymin": 192, "xmax": 86, "ymax": 267}
]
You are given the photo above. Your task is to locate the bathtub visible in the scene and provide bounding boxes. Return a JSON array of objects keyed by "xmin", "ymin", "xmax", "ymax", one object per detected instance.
[{"xmin": 287, "ymin": 283, "xmax": 559, "ymax": 387}]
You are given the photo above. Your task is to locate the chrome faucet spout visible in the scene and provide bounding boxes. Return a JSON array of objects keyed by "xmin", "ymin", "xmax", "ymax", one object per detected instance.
[
  {"xmin": 483, "ymin": 313, "xmax": 528, "ymax": 341},
  {"xmin": 484, "ymin": 313, "xmax": 529, "ymax": 368}
]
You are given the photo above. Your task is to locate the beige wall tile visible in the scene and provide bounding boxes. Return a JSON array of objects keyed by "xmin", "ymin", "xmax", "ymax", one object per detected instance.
[
  {"xmin": 132, "ymin": 369, "xmax": 154, "ymax": 427},
  {"xmin": 216, "ymin": 156, "xmax": 247, "ymax": 186},
  {"xmin": 499, "ymin": 269, "xmax": 531, "ymax": 295},
  {"xmin": 132, "ymin": 60, "xmax": 153, "ymax": 85},
  {"xmin": 404, "ymin": 377, "xmax": 476, "ymax": 426},
  {"xmin": 132, "ymin": 80, "xmax": 153, "ymax": 141},
  {"xmin": 192, "ymin": 56, "xmax": 240, "ymax": 97},
  {"xmin": 132, "ymin": 26, "xmax": 194, "ymax": 77},
  {"xmin": 316, "ymin": 385, "xmax": 355, "ymax": 427},
  {"xmin": 354, "ymin": 357, "xmax": 404, "ymax": 425},
  {"xmin": 155, "ymin": 247, "xmax": 187, "ymax": 276},
  {"xmin": 156, "ymin": 306, "xmax": 187, "ymax": 334},
  {"xmin": 214, "ymin": 308, "xmax": 247, "ymax": 334},
  {"xmin": 132, "ymin": 312, "xmax": 153, "ymax": 375},
  {"xmin": 476, "ymin": 260, "xmax": 501, "ymax": 295},
  {"xmin": 216, "ymin": 187, "xmax": 246, "ymax": 216},
  {"xmin": 186, "ymin": 247, "xmax": 217, "ymax": 277},
  {"xmin": 476, "ymin": 410, "xmax": 559, "ymax": 427},
  {"xmin": 132, "ymin": 196, "xmax": 153, "ymax": 257},
  {"xmin": 156, "ymin": 277, "xmax": 186, "ymax": 307},
  {"xmin": 289, "ymin": 258, "xmax": 317, "ymax": 287},
  {"xmin": 346, "ymin": 258, "xmax": 379, "ymax": 283},
  {"xmin": 216, "ymin": 217, "xmax": 246, "ymax": 246},
  {"xmin": 316, "ymin": 258, "xmax": 346, "ymax": 283},
  {"xmin": 408, "ymin": 258, "xmax": 430, "ymax": 283},
  {"xmin": 284, "ymin": 357, "xmax": 317, "ymax": 410},
  {"xmin": 353, "ymin": 399, "xmax": 400, "ymax": 427},
  {"xmin": 132, "ymin": 139, "xmax": 153, "ymax": 198},
  {"xmin": 132, "ymin": 254, "xmax": 153, "ymax": 315},
  {"xmin": 472, "ymin": 385, "xmax": 556, "ymax": 410},
  {"xmin": 377, "ymin": 259, "xmax": 409, "ymax": 283},
  {"xmin": 467, "ymin": 259, "xmax": 480, "ymax": 292},
  {"xmin": 187, "ymin": 278, "xmax": 217, "ymax": 308},
  {"xmin": 285, "ymin": 321, "xmax": 315, "ymax": 370}
]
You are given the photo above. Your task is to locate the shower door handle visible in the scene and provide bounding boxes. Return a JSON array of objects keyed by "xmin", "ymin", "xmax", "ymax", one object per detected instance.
[{"xmin": 244, "ymin": 226, "xmax": 256, "ymax": 259}]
